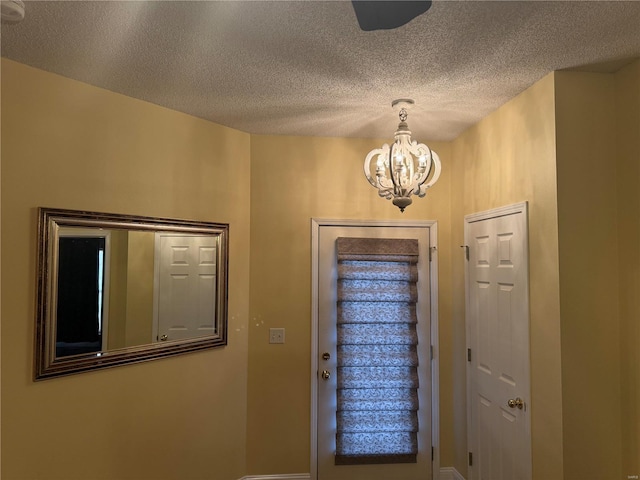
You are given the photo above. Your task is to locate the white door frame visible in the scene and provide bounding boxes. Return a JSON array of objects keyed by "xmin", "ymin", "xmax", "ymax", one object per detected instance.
[
  {"xmin": 464, "ymin": 201, "xmax": 531, "ymax": 480},
  {"xmin": 310, "ymin": 218, "xmax": 440, "ymax": 480}
]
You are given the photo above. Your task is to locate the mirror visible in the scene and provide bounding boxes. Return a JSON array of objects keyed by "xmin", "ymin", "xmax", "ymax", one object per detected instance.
[{"xmin": 34, "ymin": 207, "xmax": 229, "ymax": 380}]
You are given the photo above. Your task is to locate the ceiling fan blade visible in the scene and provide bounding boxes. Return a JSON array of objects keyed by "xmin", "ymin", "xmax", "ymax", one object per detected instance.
[{"xmin": 352, "ymin": 0, "xmax": 432, "ymax": 31}]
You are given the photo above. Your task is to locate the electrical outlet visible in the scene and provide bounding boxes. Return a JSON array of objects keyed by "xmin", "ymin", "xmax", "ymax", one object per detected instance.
[{"xmin": 269, "ymin": 327, "xmax": 285, "ymax": 344}]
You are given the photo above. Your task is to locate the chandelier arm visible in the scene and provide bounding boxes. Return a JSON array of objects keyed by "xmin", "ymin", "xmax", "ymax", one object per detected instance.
[
  {"xmin": 417, "ymin": 150, "xmax": 442, "ymax": 197},
  {"xmin": 424, "ymin": 150, "xmax": 442, "ymax": 188},
  {"xmin": 378, "ymin": 186, "xmax": 394, "ymax": 199},
  {"xmin": 388, "ymin": 141, "xmax": 400, "ymax": 194},
  {"xmin": 364, "ymin": 148, "xmax": 384, "ymax": 188},
  {"xmin": 416, "ymin": 145, "xmax": 433, "ymax": 184},
  {"xmin": 411, "ymin": 142, "xmax": 432, "ymax": 185},
  {"xmin": 376, "ymin": 174, "xmax": 396, "ymax": 198},
  {"xmin": 401, "ymin": 145, "xmax": 427, "ymax": 196}
]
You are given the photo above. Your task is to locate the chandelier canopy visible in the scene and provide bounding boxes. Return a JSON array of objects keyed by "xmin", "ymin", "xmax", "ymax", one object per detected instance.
[{"xmin": 364, "ymin": 99, "xmax": 441, "ymax": 212}]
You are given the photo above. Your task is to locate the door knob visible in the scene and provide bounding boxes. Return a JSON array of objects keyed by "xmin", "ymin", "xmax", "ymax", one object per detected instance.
[
  {"xmin": 160, "ymin": 334, "xmax": 168, "ymax": 341},
  {"xmin": 507, "ymin": 397, "xmax": 524, "ymax": 410},
  {"xmin": 321, "ymin": 370, "xmax": 331, "ymax": 380}
]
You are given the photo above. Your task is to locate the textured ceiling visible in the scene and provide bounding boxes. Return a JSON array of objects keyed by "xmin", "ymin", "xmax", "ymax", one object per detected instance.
[{"xmin": 2, "ymin": 1, "xmax": 640, "ymax": 141}]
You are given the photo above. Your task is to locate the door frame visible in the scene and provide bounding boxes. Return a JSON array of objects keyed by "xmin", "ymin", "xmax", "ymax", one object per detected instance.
[
  {"xmin": 464, "ymin": 201, "xmax": 531, "ymax": 480},
  {"xmin": 310, "ymin": 218, "xmax": 440, "ymax": 480}
]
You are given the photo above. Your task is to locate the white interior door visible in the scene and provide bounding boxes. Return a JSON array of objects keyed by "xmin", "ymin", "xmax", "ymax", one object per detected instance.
[
  {"xmin": 153, "ymin": 234, "xmax": 218, "ymax": 342},
  {"xmin": 465, "ymin": 202, "xmax": 532, "ymax": 480},
  {"xmin": 314, "ymin": 221, "xmax": 435, "ymax": 480}
]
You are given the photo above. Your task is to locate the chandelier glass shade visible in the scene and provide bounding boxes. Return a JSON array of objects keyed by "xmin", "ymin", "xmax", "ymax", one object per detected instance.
[{"xmin": 364, "ymin": 99, "xmax": 441, "ymax": 212}]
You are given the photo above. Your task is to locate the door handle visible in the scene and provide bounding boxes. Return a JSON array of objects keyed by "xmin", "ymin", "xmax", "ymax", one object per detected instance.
[
  {"xmin": 507, "ymin": 397, "xmax": 524, "ymax": 410},
  {"xmin": 160, "ymin": 334, "xmax": 168, "ymax": 341},
  {"xmin": 321, "ymin": 370, "xmax": 331, "ymax": 380}
]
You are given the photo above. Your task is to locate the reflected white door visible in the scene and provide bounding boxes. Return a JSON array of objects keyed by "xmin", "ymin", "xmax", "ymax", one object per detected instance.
[
  {"xmin": 315, "ymin": 223, "xmax": 433, "ymax": 480},
  {"xmin": 465, "ymin": 203, "xmax": 532, "ymax": 480},
  {"xmin": 153, "ymin": 234, "xmax": 217, "ymax": 342}
]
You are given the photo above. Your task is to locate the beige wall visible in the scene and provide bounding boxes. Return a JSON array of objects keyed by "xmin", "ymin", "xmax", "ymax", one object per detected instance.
[
  {"xmin": 125, "ymin": 231, "xmax": 155, "ymax": 346},
  {"xmin": 105, "ymin": 229, "xmax": 155, "ymax": 349},
  {"xmin": 451, "ymin": 74, "xmax": 563, "ymax": 478},
  {"xmin": 555, "ymin": 66, "xmax": 640, "ymax": 479},
  {"xmin": 246, "ymin": 135, "xmax": 453, "ymax": 473},
  {"xmin": 615, "ymin": 60, "xmax": 640, "ymax": 479},
  {"xmin": 555, "ymin": 71, "xmax": 622, "ymax": 480},
  {"xmin": 108, "ymin": 229, "xmax": 129, "ymax": 350},
  {"xmin": 1, "ymin": 59, "xmax": 251, "ymax": 480}
]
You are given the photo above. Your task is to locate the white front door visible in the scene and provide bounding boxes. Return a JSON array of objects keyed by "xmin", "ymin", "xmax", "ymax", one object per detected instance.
[
  {"xmin": 153, "ymin": 234, "xmax": 218, "ymax": 342},
  {"xmin": 313, "ymin": 221, "xmax": 436, "ymax": 480},
  {"xmin": 465, "ymin": 202, "xmax": 532, "ymax": 480}
]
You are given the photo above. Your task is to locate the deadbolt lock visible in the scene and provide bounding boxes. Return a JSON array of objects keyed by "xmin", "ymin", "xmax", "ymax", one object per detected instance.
[{"xmin": 322, "ymin": 352, "xmax": 331, "ymax": 360}]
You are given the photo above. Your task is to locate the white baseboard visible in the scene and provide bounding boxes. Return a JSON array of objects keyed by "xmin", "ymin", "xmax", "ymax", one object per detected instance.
[
  {"xmin": 240, "ymin": 467, "xmax": 464, "ymax": 480},
  {"xmin": 440, "ymin": 466, "xmax": 466, "ymax": 480}
]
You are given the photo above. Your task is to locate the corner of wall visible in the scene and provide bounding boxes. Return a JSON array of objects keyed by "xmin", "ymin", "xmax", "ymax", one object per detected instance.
[
  {"xmin": 555, "ymin": 69, "xmax": 623, "ymax": 480},
  {"xmin": 614, "ymin": 59, "xmax": 640, "ymax": 480}
]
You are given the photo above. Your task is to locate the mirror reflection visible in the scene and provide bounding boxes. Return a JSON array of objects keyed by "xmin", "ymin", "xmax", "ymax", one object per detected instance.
[
  {"xmin": 56, "ymin": 232, "xmax": 107, "ymax": 357},
  {"xmin": 35, "ymin": 208, "xmax": 229, "ymax": 380}
]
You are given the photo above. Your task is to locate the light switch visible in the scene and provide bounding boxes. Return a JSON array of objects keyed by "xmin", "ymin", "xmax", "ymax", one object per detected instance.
[{"xmin": 269, "ymin": 328, "xmax": 285, "ymax": 344}]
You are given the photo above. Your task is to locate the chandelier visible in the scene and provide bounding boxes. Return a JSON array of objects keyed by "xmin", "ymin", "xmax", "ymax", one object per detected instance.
[{"xmin": 364, "ymin": 99, "xmax": 441, "ymax": 212}]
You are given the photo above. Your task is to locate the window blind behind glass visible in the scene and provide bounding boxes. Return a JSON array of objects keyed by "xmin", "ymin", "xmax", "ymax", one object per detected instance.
[{"xmin": 335, "ymin": 237, "xmax": 420, "ymax": 465}]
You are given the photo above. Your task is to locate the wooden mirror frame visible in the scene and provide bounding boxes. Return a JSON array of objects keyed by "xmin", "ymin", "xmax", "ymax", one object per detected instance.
[{"xmin": 34, "ymin": 207, "xmax": 229, "ymax": 380}]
